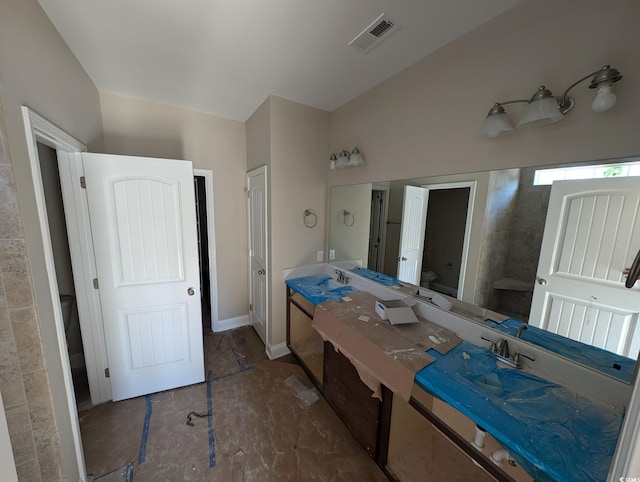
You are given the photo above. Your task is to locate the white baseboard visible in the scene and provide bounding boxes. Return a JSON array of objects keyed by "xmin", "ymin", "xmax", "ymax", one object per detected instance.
[
  {"xmin": 214, "ymin": 314, "xmax": 250, "ymax": 333},
  {"xmin": 267, "ymin": 341, "xmax": 291, "ymax": 360}
]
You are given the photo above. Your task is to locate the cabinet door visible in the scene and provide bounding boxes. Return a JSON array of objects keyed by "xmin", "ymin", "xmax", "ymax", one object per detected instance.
[{"xmin": 323, "ymin": 343, "xmax": 380, "ymax": 458}]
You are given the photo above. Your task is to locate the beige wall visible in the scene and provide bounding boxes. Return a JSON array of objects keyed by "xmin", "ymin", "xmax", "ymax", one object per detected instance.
[
  {"xmin": 270, "ymin": 96, "xmax": 329, "ymax": 348},
  {"xmin": 246, "ymin": 98, "xmax": 271, "ymax": 173},
  {"xmin": 0, "ymin": 0, "xmax": 104, "ymax": 480},
  {"xmin": 100, "ymin": 93, "xmax": 248, "ymax": 322},
  {"xmin": 248, "ymin": 96, "xmax": 329, "ymax": 351},
  {"xmin": 329, "ymin": 0, "xmax": 640, "ymax": 187}
]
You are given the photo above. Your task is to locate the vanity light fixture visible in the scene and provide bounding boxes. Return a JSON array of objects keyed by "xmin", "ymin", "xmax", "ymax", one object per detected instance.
[
  {"xmin": 481, "ymin": 65, "xmax": 623, "ymax": 138},
  {"xmin": 330, "ymin": 147, "xmax": 365, "ymax": 169}
]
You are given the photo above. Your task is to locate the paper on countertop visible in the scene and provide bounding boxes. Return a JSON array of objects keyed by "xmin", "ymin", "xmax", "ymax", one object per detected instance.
[{"xmin": 313, "ymin": 291, "xmax": 461, "ymax": 401}]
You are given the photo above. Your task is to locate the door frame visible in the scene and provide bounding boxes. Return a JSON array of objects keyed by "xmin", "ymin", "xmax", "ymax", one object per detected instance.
[
  {"xmin": 421, "ymin": 181, "xmax": 476, "ymax": 300},
  {"xmin": 22, "ymin": 107, "xmax": 88, "ymax": 480},
  {"xmin": 193, "ymin": 169, "xmax": 220, "ymax": 331},
  {"xmin": 246, "ymin": 165, "xmax": 269, "ymax": 349}
]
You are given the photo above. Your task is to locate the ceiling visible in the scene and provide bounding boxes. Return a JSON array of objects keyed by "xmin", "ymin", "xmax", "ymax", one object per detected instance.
[{"xmin": 38, "ymin": 0, "xmax": 521, "ymax": 122}]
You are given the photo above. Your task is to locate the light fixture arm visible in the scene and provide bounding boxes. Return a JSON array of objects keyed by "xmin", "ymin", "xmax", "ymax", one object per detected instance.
[
  {"xmin": 558, "ymin": 65, "xmax": 623, "ymax": 114},
  {"xmin": 558, "ymin": 67, "xmax": 606, "ymax": 114}
]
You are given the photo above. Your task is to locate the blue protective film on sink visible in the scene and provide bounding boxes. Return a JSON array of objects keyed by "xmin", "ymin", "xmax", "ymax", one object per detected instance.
[
  {"xmin": 350, "ymin": 267, "xmax": 402, "ymax": 287},
  {"xmin": 486, "ymin": 318, "xmax": 636, "ymax": 383},
  {"xmin": 414, "ymin": 341, "xmax": 624, "ymax": 482},
  {"xmin": 285, "ymin": 274, "xmax": 356, "ymax": 305}
]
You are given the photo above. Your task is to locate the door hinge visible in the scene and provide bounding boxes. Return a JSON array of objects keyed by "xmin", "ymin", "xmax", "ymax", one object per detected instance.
[
  {"xmin": 104, "ymin": 368, "xmax": 110, "ymax": 378},
  {"xmin": 80, "ymin": 176, "xmax": 86, "ymax": 189},
  {"xmin": 249, "ymin": 303, "xmax": 252, "ymax": 312},
  {"xmin": 93, "ymin": 278, "xmax": 99, "ymax": 289}
]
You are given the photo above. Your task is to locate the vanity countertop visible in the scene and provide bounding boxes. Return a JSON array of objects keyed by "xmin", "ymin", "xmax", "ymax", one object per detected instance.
[{"xmin": 285, "ymin": 273, "xmax": 357, "ymax": 305}]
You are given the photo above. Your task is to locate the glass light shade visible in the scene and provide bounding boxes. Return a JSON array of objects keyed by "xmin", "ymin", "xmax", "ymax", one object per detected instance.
[
  {"xmin": 481, "ymin": 113, "xmax": 514, "ymax": 138},
  {"xmin": 591, "ymin": 85, "xmax": 617, "ymax": 112},
  {"xmin": 335, "ymin": 150, "xmax": 350, "ymax": 168},
  {"xmin": 329, "ymin": 154, "xmax": 337, "ymax": 170},
  {"xmin": 347, "ymin": 147, "xmax": 365, "ymax": 166},
  {"xmin": 517, "ymin": 97, "xmax": 564, "ymax": 127}
]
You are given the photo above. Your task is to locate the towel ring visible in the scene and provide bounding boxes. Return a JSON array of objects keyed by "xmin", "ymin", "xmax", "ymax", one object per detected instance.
[
  {"xmin": 303, "ymin": 209, "xmax": 317, "ymax": 228},
  {"xmin": 342, "ymin": 210, "xmax": 355, "ymax": 227}
]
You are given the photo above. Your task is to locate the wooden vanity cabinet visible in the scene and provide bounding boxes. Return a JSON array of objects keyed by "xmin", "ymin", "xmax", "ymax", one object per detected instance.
[
  {"xmin": 286, "ymin": 287, "xmax": 325, "ymax": 388},
  {"xmin": 323, "ymin": 342, "xmax": 392, "ymax": 465}
]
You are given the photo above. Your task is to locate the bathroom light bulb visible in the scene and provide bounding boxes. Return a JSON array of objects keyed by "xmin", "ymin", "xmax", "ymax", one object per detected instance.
[{"xmin": 591, "ymin": 84, "xmax": 617, "ymax": 112}]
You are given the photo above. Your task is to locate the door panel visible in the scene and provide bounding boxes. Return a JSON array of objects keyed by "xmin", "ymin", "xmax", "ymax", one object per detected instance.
[
  {"xmin": 530, "ymin": 177, "xmax": 640, "ymax": 359},
  {"xmin": 397, "ymin": 186, "xmax": 428, "ymax": 284},
  {"xmin": 83, "ymin": 153, "xmax": 203, "ymax": 401},
  {"xmin": 248, "ymin": 167, "xmax": 268, "ymax": 344}
]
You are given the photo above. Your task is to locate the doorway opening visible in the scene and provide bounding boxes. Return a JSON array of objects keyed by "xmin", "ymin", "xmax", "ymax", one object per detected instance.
[
  {"xmin": 421, "ymin": 186, "xmax": 470, "ymax": 298},
  {"xmin": 37, "ymin": 142, "xmax": 91, "ymax": 410},
  {"xmin": 194, "ymin": 175, "xmax": 212, "ymax": 333},
  {"xmin": 37, "ymin": 145, "xmax": 217, "ymax": 410},
  {"xmin": 368, "ymin": 187, "xmax": 389, "ymax": 272}
]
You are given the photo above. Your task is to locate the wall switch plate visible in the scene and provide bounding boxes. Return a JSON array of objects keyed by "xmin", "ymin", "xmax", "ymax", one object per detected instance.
[
  {"xmin": 329, "ymin": 249, "xmax": 335, "ymax": 260},
  {"xmin": 317, "ymin": 250, "xmax": 323, "ymax": 262}
]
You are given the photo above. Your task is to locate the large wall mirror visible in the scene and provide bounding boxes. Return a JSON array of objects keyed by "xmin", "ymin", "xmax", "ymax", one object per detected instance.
[{"xmin": 329, "ymin": 157, "xmax": 640, "ymax": 384}]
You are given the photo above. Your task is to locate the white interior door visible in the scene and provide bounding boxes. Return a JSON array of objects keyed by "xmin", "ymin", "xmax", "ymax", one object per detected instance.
[
  {"xmin": 83, "ymin": 153, "xmax": 204, "ymax": 401},
  {"xmin": 529, "ymin": 177, "xmax": 640, "ymax": 359},
  {"xmin": 247, "ymin": 166, "xmax": 268, "ymax": 345},
  {"xmin": 397, "ymin": 185, "xmax": 429, "ymax": 284}
]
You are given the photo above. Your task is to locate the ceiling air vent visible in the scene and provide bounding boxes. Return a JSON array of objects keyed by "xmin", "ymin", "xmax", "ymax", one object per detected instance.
[{"xmin": 349, "ymin": 14, "xmax": 399, "ymax": 53}]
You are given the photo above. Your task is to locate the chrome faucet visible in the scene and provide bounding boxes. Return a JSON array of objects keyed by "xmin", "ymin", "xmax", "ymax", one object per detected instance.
[
  {"xmin": 335, "ymin": 269, "xmax": 350, "ymax": 285},
  {"xmin": 481, "ymin": 335, "xmax": 535, "ymax": 369},
  {"xmin": 515, "ymin": 323, "xmax": 528, "ymax": 338}
]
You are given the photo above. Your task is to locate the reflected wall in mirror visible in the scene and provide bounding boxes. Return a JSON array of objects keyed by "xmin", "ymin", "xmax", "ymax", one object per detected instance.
[{"xmin": 328, "ymin": 157, "xmax": 640, "ymax": 383}]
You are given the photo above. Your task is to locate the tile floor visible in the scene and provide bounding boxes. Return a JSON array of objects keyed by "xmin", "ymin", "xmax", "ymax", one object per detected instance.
[{"xmin": 79, "ymin": 326, "xmax": 387, "ymax": 481}]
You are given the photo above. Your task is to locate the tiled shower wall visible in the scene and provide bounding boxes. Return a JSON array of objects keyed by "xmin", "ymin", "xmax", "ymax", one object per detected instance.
[{"xmin": 0, "ymin": 95, "xmax": 64, "ymax": 479}]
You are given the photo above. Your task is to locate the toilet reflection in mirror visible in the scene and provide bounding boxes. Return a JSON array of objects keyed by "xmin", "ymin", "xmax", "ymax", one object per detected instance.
[{"xmin": 328, "ymin": 156, "xmax": 640, "ymax": 383}]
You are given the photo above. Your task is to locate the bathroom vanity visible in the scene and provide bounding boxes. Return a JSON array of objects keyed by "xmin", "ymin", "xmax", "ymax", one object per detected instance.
[{"xmin": 284, "ymin": 264, "xmax": 628, "ymax": 482}]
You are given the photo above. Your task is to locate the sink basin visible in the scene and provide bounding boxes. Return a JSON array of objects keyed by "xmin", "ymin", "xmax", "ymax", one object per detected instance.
[
  {"xmin": 415, "ymin": 341, "xmax": 624, "ymax": 482},
  {"xmin": 316, "ymin": 278, "xmax": 344, "ymax": 291},
  {"xmin": 468, "ymin": 371, "xmax": 503, "ymax": 397},
  {"xmin": 286, "ymin": 274, "xmax": 357, "ymax": 305}
]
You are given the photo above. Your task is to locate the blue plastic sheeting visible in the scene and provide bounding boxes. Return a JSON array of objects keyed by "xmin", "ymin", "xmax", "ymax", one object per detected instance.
[
  {"xmin": 486, "ymin": 318, "xmax": 636, "ymax": 383},
  {"xmin": 285, "ymin": 274, "xmax": 357, "ymax": 305},
  {"xmin": 414, "ymin": 341, "xmax": 624, "ymax": 482},
  {"xmin": 350, "ymin": 267, "xmax": 402, "ymax": 287}
]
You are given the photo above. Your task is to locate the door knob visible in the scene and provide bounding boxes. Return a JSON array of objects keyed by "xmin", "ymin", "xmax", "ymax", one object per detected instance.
[
  {"xmin": 398, "ymin": 256, "xmax": 407, "ymax": 262},
  {"xmin": 188, "ymin": 287, "xmax": 196, "ymax": 296},
  {"xmin": 258, "ymin": 269, "xmax": 265, "ymax": 275},
  {"xmin": 537, "ymin": 278, "xmax": 547, "ymax": 285}
]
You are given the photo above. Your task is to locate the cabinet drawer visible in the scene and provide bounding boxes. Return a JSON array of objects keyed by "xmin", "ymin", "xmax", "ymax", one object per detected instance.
[
  {"xmin": 324, "ymin": 343, "xmax": 380, "ymax": 417},
  {"xmin": 289, "ymin": 291, "xmax": 315, "ymax": 317},
  {"xmin": 324, "ymin": 368, "xmax": 379, "ymax": 458}
]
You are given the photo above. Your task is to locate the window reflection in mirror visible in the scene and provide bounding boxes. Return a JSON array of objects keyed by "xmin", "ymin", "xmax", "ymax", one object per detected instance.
[{"xmin": 328, "ymin": 157, "xmax": 640, "ymax": 383}]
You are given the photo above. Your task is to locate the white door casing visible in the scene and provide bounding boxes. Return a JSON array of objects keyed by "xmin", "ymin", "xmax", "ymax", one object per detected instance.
[
  {"xmin": 247, "ymin": 166, "xmax": 268, "ymax": 345},
  {"xmin": 529, "ymin": 178, "xmax": 640, "ymax": 359},
  {"xmin": 397, "ymin": 185, "xmax": 429, "ymax": 284},
  {"xmin": 83, "ymin": 153, "xmax": 204, "ymax": 401}
]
